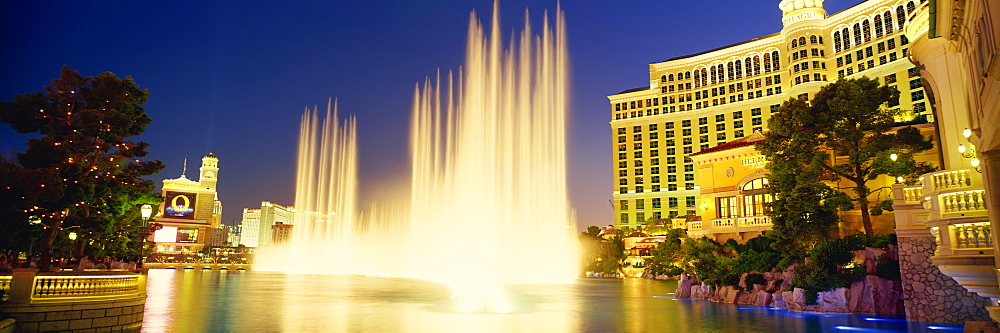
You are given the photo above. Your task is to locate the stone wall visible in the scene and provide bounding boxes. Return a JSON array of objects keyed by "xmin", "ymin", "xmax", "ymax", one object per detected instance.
[
  {"xmin": 898, "ymin": 235, "xmax": 992, "ymax": 322},
  {"xmin": 0, "ymin": 298, "xmax": 144, "ymax": 332}
]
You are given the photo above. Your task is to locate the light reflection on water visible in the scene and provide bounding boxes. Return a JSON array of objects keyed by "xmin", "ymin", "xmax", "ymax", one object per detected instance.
[{"xmin": 142, "ymin": 270, "xmax": 962, "ymax": 332}]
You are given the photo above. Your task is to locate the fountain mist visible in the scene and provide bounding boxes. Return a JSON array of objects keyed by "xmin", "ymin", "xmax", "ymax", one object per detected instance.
[{"xmin": 257, "ymin": 2, "xmax": 578, "ymax": 294}]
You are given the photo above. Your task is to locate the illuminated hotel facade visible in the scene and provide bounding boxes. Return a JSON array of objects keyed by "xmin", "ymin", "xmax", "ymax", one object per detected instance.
[
  {"xmin": 150, "ymin": 153, "xmax": 223, "ymax": 253},
  {"xmin": 609, "ymin": 0, "xmax": 933, "ymax": 230}
]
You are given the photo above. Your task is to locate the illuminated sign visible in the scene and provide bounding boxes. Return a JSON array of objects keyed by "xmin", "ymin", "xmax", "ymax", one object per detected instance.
[
  {"xmin": 742, "ymin": 156, "xmax": 768, "ymax": 169},
  {"xmin": 176, "ymin": 228, "xmax": 199, "ymax": 243},
  {"xmin": 782, "ymin": 12, "xmax": 819, "ymax": 25},
  {"xmin": 164, "ymin": 191, "xmax": 196, "ymax": 219},
  {"xmin": 154, "ymin": 227, "xmax": 178, "ymax": 243}
]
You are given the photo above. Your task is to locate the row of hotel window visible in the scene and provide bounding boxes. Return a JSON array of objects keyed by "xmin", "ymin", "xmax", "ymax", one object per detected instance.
[
  {"xmin": 659, "ymin": 74, "xmax": 784, "ymax": 95},
  {"xmin": 832, "ymin": 2, "xmax": 920, "ymax": 54},
  {"xmin": 617, "ymin": 120, "xmax": 764, "ymax": 147},
  {"xmin": 658, "ymin": 51, "xmax": 782, "ymax": 88},
  {"xmin": 836, "ymin": 35, "xmax": 908, "ymax": 68},
  {"xmin": 620, "ymin": 197, "xmax": 696, "ymax": 210},
  {"xmin": 616, "ymin": 106, "xmax": 775, "ymax": 134},
  {"xmin": 621, "ymin": 211, "xmax": 697, "ymax": 224}
]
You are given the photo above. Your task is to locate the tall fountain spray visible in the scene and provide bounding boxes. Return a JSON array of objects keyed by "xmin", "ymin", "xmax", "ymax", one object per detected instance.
[
  {"xmin": 257, "ymin": 3, "xmax": 578, "ymax": 304},
  {"xmin": 403, "ymin": 3, "xmax": 577, "ymax": 287}
]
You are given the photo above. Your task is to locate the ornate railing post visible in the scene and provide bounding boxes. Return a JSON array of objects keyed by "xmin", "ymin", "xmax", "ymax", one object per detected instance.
[{"xmin": 7, "ymin": 268, "xmax": 38, "ymax": 304}]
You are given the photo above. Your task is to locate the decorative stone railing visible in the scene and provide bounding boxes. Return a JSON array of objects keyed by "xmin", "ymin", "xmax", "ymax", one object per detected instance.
[
  {"xmin": 687, "ymin": 221, "xmax": 703, "ymax": 231},
  {"xmin": 31, "ymin": 274, "xmax": 140, "ymax": 300},
  {"xmin": 711, "ymin": 218, "xmax": 734, "ymax": 228},
  {"xmin": 952, "ymin": 223, "xmax": 993, "ymax": 249},
  {"xmin": 2, "ymin": 269, "xmax": 146, "ymax": 304},
  {"xmin": 911, "ymin": 168, "xmax": 998, "ymax": 301},
  {"xmin": 737, "ymin": 216, "xmax": 771, "ymax": 227},
  {"xmin": 941, "ymin": 190, "xmax": 988, "ymax": 214},
  {"xmin": 0, "ymin": 269, "xmax": 147, "ymax": 331},
  {"xmin": 923, "ymin": 169, "xmax": 979, "ymax": 193},
  {"xmin": 903, "ymin": 186, "xmax": 922, "ymax": 204}
]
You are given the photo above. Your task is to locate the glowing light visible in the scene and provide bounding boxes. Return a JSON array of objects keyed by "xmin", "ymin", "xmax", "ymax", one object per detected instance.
[
  {"xmin": 963, "ymin": 128, "xmax": 972, "ymax": 138},
  {"xmin": 889, "ymin": 153, "xmax": 897, "ymax": 161},
  {"xmin": 69, "ymin": 232, "xmax": 78, "ymax": 240},
  {"xmin": 958, "ymin": 145, "xmax": 967, "ymax": 153},
  {"xmin": 971, "ymin": 158, "xmax": 980, "ymax": 167}
]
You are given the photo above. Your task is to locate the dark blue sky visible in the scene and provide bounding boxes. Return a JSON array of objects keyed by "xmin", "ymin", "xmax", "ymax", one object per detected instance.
[{"xmin": 1, "ymin": 0, "xmax": 859, "ymax": 229}]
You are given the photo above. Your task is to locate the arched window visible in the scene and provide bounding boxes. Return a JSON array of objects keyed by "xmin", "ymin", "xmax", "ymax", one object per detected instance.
[
  {"xmin": 710, "ymin": 66, "xmax": 717, "ymax": 84},
  {"xmin": 896, "ymin": 6, "xmax": 906, "ymax": 30},
  {"xmin": 874, "ymin": 15, "xmax": 884, "ymax": 38},
  {"xmin": 862, "ymin": 20, "xmax": 872, "ymax": 42},
  {"xmin": 771, "ymin": 51, "xmax": 780, "ymax": 68},
  {"xmin": 834, "ymin": 31, "xmax": 842, "ymax": 52},
  {"xmin": 669, "ymin": 74, "xmax": 675, "ymax": 81},
  {"xmin": 853, "ymin": 23, "xmax": 863, "ymax": 45},
  {"xmin": 727, "ymin": 62, "xmax": 735, "ymax": 81},
  {"xmin": 799, "ymin": 37, "xmax": 806, "ymax": 46},
  {"xmin": 693, "ymin": 70, "xmax": 700, "ymax": 87},
  {"xmin": 742, "ymin": 178, "xmax": 772, "ymax": 217},
  {"xmin": 763, "ymin": 53, "xmax": 772, "ymax": 72},
  {"xmin": 753, "ymin": 56, "xmax": 761, "ymax": 76},
  {"xmin": 810, "ymin": 35, "xmax": 818, "ymax": 44},
  {"xmin": 907, "ymin": 1, "xmax": 916, "ymax": 13},
  {"xmin": 735, "ymin": 60, "xmax": 743, "ymax": 79},
  {"xmin": 819, "ymin": 36, "xmax": 824, "ymax": 44},
  {"xmin": 701, "ymin": 68, "xmax": 708, "ymax": 85},
  {"xmin": 792, "ymin": 39, "xmax": 798, "ymax": 48},
  {"xmin": 884, "ymin": 12, "xmax": 894, "ymax": 34},
  {"xmin": 661, "ymin": 75, "xmax": 667, "ymax": 83},
  {"xmin": 842, "ymin": 27, "xmax": 851, "ymax": 50}
]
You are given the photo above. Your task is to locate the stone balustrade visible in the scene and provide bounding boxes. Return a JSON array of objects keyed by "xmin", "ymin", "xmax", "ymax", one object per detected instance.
[
  {"xmin": 923, "ymin": 169, "xmax": 979, "ymax": 193},
  {"xmin": 903, "ymin": 186, "xmax": 922, "ymax": 204},
  {"xmin": 952, "ymin": 223, "xmax": 993, "ymax": 250},
  {"xmin": 941, "ymin": 190, "xmax": 987, "ymax": 214},
  {"xmin": 737, "ymin": 216, "xmax": 771, "ymax": 227},
  {"xmin": 687, "ymin": 221, "xmax": 703, "ymax": 231},
  {"xmin": 0, "ymin": 269, "xmax": 147, "ymax": 331},
  {"xmin": 711, "ymin": 218, "xmax": 734, "ymax": 228}
]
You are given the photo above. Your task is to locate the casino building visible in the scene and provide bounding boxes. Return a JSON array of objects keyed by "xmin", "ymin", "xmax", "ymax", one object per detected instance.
[
  {"xmin": 149, "ymin": 153, "xmax": 223, "ymax": 253},
  {"xmin": 608, "ymin": 0, "xmax": 934, "ymax": 232}
]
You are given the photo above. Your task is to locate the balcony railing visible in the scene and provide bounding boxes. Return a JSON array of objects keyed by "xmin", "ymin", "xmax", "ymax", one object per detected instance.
[
  {"xmin": 738, "ymin": 216, "xmax": 771, "ymax": 227},
  {"xmin": 952, "ymin": 223, "xmax": 992, "ymax": 249},
  {"xmin": 688, "ymin": 221, "xmax": 703, "ymax": 231},
  {"xmin": 924, "ymin": 169, "xmax": 976, "ymax": 193},
  {"xmin": 941, "ymin": 190, "xmax": 987, "ymax": 214},
  {"xmin": 1, "ymin": 269, "xmax": 146, "ymax": 304},
  {"xmin": 903, "ymin": 186, "xmax": 922, "ymax": 204},
  {"xmin": 712, "ymin": 218, "xmax": 734, "ymax": 228}
]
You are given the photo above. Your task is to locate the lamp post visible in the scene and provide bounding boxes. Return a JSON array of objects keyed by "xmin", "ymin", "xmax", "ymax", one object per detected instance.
[{"xmin": 137, "ymin": 204, "xmax": 153, "ymax": 268}]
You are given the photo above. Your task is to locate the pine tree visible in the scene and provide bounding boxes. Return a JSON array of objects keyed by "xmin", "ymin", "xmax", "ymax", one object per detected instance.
[{"xmin": 0, "ymin": 66, "xmax": 164, "ymax": 270}]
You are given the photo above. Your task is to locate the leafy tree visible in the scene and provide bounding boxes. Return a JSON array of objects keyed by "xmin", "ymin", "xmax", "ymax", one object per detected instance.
[
  {"xmin": 0, "ymin": 66, "xmax": 164, "ymax": 270},
  {"xmin": 758, "ymin": 77, "xmax": 934, "ymax": 236},
  {"xmin": 643, "ymin": 228, "xmax": 686, "ymax": 276},
  {"xmin": 680, "ymin": 237, "xmax": 734, "ymax": 286},
  {"xmin": 597, "ymin": 234, "xmax": 627, "ymax": 276}
]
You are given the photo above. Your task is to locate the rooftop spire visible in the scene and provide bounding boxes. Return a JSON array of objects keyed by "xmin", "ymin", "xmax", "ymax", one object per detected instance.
[{"xmin": 181, "ymin": 155, "xmax": 188, "ymax": 178}]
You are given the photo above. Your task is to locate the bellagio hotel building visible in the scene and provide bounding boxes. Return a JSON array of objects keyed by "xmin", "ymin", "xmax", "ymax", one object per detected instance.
[{"xmin": 608, "ymin": 0, "xmax": 933, "ymax": 228}]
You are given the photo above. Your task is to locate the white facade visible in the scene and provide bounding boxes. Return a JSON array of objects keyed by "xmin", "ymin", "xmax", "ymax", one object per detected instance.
[{"xmin": 239, "ymin": 201, "xmax": 294, "ymax": 247}]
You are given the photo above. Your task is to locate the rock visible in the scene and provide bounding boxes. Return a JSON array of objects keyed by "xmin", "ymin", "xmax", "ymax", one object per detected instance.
[{"xmin": 675, "ymin": 273, "xmax": 696, "ymax": 298}]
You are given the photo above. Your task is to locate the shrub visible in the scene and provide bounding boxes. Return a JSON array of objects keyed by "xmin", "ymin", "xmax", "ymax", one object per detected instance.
[
  {"xmin": 733, "ymin": 249, "xmax": 782, "ymax": 275},
  {"xmin": 844, "ymin": 264, "xmax": 868, "ymax": 283},
  {"xmin": 745, "ymin": 273, "xmax": 767, "ymax": 287},
  {"xmin": 723, "ymin": 274, "xmax": 742, "ymax": 290}
]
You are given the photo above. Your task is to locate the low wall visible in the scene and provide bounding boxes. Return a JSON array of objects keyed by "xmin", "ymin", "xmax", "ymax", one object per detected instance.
[{"xmin": 0, "ymin": 268, "xmax": 146, "ymax": 332}]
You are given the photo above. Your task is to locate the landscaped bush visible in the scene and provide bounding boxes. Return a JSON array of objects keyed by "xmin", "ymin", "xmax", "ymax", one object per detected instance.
[
  {"xmin": 875, "ymin": 256, "xmax": 900, "ymax": 281},
  {"xmin": 732, "ymin": 249, "xmax": 782, "ymax": 275},
  {"xmin": 745, "ymin": 273, "xmax": 767, "ymax": 288}
]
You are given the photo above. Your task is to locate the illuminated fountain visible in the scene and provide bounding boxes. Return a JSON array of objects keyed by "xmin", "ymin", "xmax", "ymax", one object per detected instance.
[{"xmin": 257, "ymin": 3, "xmax": 578, "ymax": 310}]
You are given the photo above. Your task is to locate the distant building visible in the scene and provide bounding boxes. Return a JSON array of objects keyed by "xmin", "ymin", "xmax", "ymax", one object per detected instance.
[
  {"xmin": 150, "ymin": 153, "xmax": 222, "ymax": 254},
  {"xmin": 271, "ymin": 222, "xmax": 293, "ymax": 245},
  {"xmin": 239, "ymin": 201, "xmax": 294, "ymax": 247},
  {"xmin": 225, "ymin": 225, "xmax": 242, "ymax": 246}
]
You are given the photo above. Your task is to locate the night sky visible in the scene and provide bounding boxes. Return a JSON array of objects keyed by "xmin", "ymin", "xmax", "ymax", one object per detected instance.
[{"xmin": 1, "ymin": 0, "xmax": 860, "ymax": 230}]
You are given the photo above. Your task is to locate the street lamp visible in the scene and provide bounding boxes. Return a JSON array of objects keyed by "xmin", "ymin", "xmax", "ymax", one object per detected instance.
[
  {"xmin": 958, "ymin": 128, "xmax": 982, "ymax": 173},
  {"xmin": 137, "ymin": 204, "xmax": 154, "ymax": 268}
]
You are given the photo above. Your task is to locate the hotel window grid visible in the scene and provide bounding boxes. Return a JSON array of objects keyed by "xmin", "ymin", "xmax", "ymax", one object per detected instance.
[
  {"xmin": 718, "ymin": 196, "xmax": 738, "ymax": 218},
  {"xmin": 742, "ymin": 178, "xmax": 772, "ymax": 217}
]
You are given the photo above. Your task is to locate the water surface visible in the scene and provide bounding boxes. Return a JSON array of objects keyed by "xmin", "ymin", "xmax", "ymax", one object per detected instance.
[{"xmin": 142, "ymin": 269, "xmax": 962, "ymax": 332}]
